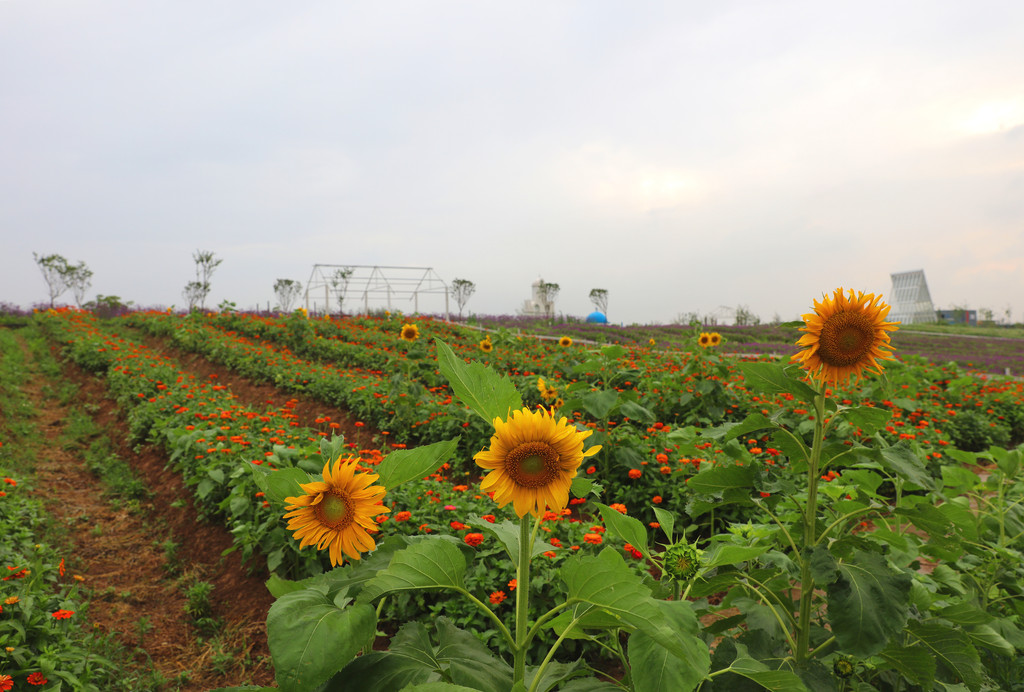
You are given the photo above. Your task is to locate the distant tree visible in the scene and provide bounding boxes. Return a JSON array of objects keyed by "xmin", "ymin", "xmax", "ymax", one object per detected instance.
[
  {"xmin": 449, "ymin": 278, "xmax": 476, "ymax": 319},
  {"xmin": 329, "ymin": 267, "xmax": 354, "ymax": 316},
  {"xmin": 734, "ymin": 304, "xmax": 760, "ymax": 326},
  {"xmin": 980, "ymin": 307, "xmax": 994, "ymax": 325},
  {"xmin": 537, "ymin": 281, "xmax": 560, "ymax": 319},
  {"xmin": 274, "ymin": 279, "xmax": 303, "ymax": 313},
  {"xmin": 185, "ymin": 250, "xmax": 222, "ymax": 310},
  {"xmin": 588, "ymin": 288, "xmax": 608, "ymax": 315},
  {"xmin": 84, "ymin": 295, "xmax": 133, "ymax": 319},
  {"xmin": 1005, "ymin": 304, "xmax": 1013, "ymax": 324},
  {"xmin": 33, "ymin": 252, "xmax": 71, "ymax": 307},
  {"xmin": 182, "ymin": 281, "xmax": 206, "ymax": 311},
  {"xmin": 66, "ymin": 261, "xmax": 93, "ymax": 307}
]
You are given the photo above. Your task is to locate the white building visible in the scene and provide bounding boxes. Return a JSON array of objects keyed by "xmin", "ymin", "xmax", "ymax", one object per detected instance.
[{"xmin": 889, "ymin": 270, "xmax": 937, "ymax": 324}]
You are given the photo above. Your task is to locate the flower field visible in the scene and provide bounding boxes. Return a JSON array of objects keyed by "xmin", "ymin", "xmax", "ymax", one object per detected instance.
[{"xmin": 6, "ymin": 301, "xmax": 1024, "ymax": 690}]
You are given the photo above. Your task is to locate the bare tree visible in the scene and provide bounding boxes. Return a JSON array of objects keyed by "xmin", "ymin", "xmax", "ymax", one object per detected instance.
[
  {"xmin": 274, "ymin": 279, "xmax": 303, "ymax": 312},
  {"xmin": 67, "ymin": 262, "xmax": 93, "ymax": 307},
  {"xmin": 537, "ymin": 281, "xmax": 560, "ymax": 319},
  {"xmin": 185, "ymin": 250, "xmax": 222, "ymax": 310},
  {"xmin": 588, "ymin": 288, "xmax": 608, "ymax": 315},
  {"xmin": 449, "ymin": 278, "xmax": 476, "ymax": 319},
  {"xmin": 33, "ymin": 252, "xmax": 75, "ymax": 307},
  {"xmin": 329, "ymin": 267, "xmax": 354, "ymax": 316},
  {"xmin": 182, "ymin": 281, "xmax": 206, "ymax": 311},
  {"xmin": 734, "ymin": 304, "xmax": 760, "ymax": 326}
]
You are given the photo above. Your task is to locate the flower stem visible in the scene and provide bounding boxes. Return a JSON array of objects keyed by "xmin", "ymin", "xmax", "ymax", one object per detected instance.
[
  {"xmin": 795, "ymin": 390, "xmax": 826, "ymax": 664},
  {"xmin": 514, "ymin": 515, "xmax": 532, "ymax": 684}
]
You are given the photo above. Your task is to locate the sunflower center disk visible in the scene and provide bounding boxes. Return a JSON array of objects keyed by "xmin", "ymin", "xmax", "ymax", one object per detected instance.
[
  {"xmin": 819, "ymin": 312, "xmax": 875, "ymax": 366},
  {"xmin": 505, "ymin": 442, "xmax": 559, "ymax": 488},
  {"xmin": 315, "ymin": 491, "xmax": 353, "ymax": 528}
]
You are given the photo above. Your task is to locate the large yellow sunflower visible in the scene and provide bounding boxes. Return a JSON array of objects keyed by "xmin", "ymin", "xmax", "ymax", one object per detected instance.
[
  {"xmin": 709, "ymin": 332, "xmax": 722, "ymax": 347},
  {"xmin": 791, "ymin": 287, "xmax": 900, "ymax": 386},
  {"xmin": 400, "ymin": 323, "xmax": 420, "ymax": 342},
  {"xmin": 474, "ymin": 407, "xmax": 600, "ymax": 517},
  {"xmin": 698, "ymin": 332, "xmax": 712, "ymax": 347},
  {"xmin": 283, "ymin": 456, "xmax": 390, "ymax": 567}
]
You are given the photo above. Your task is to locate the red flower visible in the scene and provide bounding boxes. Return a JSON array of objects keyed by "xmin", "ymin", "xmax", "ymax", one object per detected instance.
[
  {"xmin": 481, "ymin": 514, "xmax": 496, "ymax": 523},
  {"xmin": 394, "ymin": 511, "xmax": 412, "ymax": 522},
  {"xmin": 464, "ymin": 533, "xmax": 484, "ymax": 547},
  {"xmin": 628, "ymin": 469, "xmax": 642, "ymax": 479},
  {"xmin": 507, "ymin": 579, "xmax": 517, "ymax": 591},
  {"xmin": 489, "ymin": 590, "xmax": 506, "ymax": 604},
  {"xmin": 27, "ymin": 672, "xmax": 48, "ymax": 686},
  {"xmin": 609, "ymin": 503, "xmax": 627, "ymax": 514},
  {"xmin": 0, "ymin": 674, "xmax": 12, "ymax": 691},
  {"xmin": 52, "ymin": 609, "xmax": 75, "ymax": 619},
  {"xmin": 583, "ymin": 533, "xmax": 603, "ymax": 545}
]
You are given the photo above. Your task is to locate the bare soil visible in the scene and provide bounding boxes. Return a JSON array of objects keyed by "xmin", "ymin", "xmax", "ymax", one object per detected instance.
[{"xmin": 15, "ymin": 330, "xmax": 385, "ymax": 690}]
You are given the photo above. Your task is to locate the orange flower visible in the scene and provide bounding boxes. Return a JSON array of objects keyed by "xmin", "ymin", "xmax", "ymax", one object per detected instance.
[
  {"xmin": 489, "ymin": 590, "xmax": 506, "ymax": 604},
  {"xmin": 583, "ymin": 533, "xmax": 603, "ymax": 545},
  {"xmin": 652, "ymin": 496, "xmax": 663, "ymax": 504},
  {"xmin": 628, "ymin": 469, "xmax": 642, "ymax": 479},
  {"xmin": 464, "ymin": 533, "xmax": 484, "ymax": 547},
  {"xmin": 394, "ymin": 511, "xmax": 412, "ymax": 522},
  {"xmin": 51, "ymin": 609, "xmax": 75, "ymax": 619},
  {"xmin": 609, "ymin": 503, "xmax": 627, "ymax": 514},
  {"xmin": 507, "ymin": 579, "xmax": 517, "ymax": 591},
  {"xmin": 27, "ymin": 672, "xmax": 48, "ymax": 686}
]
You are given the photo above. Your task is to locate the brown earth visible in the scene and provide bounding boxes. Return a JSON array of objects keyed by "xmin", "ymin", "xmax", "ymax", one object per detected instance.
[{"xmin": 16, "ymin": 330, "xmax": 387, "ymax": 690}]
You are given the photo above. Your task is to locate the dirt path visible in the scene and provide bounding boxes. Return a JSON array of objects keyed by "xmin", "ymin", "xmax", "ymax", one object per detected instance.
[{"xmin": 19, "ymin": 334, "xmax": 276, "ymax": 690}]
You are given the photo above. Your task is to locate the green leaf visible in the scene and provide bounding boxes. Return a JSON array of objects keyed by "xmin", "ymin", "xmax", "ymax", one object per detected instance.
[
  {"xmin": 329, "ymin": 651, "xmax": 434, "ymax": 691},
  {"xmin": 719, "ymin": 413, "xmax": 777, "ymax": 443},
  {"xmin": 878, "ymin": 643, "xmax": 936, "ymax": 687},
  {"xmin": 319, "ymin": 434, "xmax": 348, "ymax": 464},
  {"xmin": 260, "ymin": 467, "xmax": 311, "ymax": 504},
  {"xmin": 628, "ymin": 600, "xmax": 709, "ymax": 692},
  {"xmin": 580, "ymin": 389, "xmax": 618, "ymax": 419},
  {"xmin": 726, "ymin": 657, "xmax": 812, "ymax": 691},
  {"xmin": 906, "ymin": 621, "xmax": 983, "ymax": 692},
  {"xmin": 399, "ymin": 683, "xmax": 486, "ymax": 692},
  {"xmin": 701, "ymin": 544, "xmax": 770, "ymax": 570},
  {"xmin": 377, "ymin": 437, "xmax": 461, "ymax": 491},
  {"xmin": 560, "ymin": 548, "xmax": 686, "ymax": 660},
  {"xmin": 618, "ymin": 399, "xmax": 656, "ymax": 424},
  {"xmin": 651, "ymin": 506, "xmax": 675, "ymax": 543},
  {"xmin": 358, "ymin": 538, "xmax": 466, "ymax": 603},
  {"xmin": 546, "ymin": 609, "xmax": 626, "ymax": 639},
  {"xmin": 687, "ymin": 464, "xmax": 756, "ymax": 496},
  {"xmin": 433, "ymin": 618, "xmax": 514, "ymax": 692},
  {"xmin": 524, "ymin": 660, "xmax": 586, "ymax": 692},
  {"xmin": 435, "ymin": 338, "xmax": 523, "ymax": 423},
  {"xmin": 266, "ymin": 590, "xmax": 376, "ymax": 692},
  {"xmin": 839, "ymin": 405, "xmax": 891, "ymax": 435},
  {"xmin": 594, "ymin": 503, "xmax": 650, "ymax": 559},
  {"xmin": 467, "ymin": 515, "xmax": 552, "ymax": 562},
  {"xmin": 872, "ymin": 441, "xmax": 936, "ymax": 490},
  {"xmin": 965, "ymin": 624, "xmax": 1014, "ymax": 658},
  {"xmin": 826, "ymin": 550, "xmax": 911, "ymax": 657},
  {"xmin": 736, "ymin": 362, "xmax": 819, "ymax": 404},
  {"xmin": 808, "ymin": 546, "xmax": 839, "ymax": 585}
]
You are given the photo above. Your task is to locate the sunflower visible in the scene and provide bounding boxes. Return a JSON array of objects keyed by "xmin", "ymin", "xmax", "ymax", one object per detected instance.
[
  {"xmin": 283, "ymin": 456, "xmax": 390, "ymax": 566},
  {"xmin": 709, "ymin": 332, "xmax": 722, "ymax": 347},
  {"xmin": 474, "ymin": 407, "xmax": 600, "ymax": 517},
  {"xmin": 558, "ymin": 336, "xmax": 573, "ymax": 347},
  {"xmin": 536, "ymin": 376, "xmax": 558, "ymax": 401},
  {"xmin": 478, "ymin": 338, "xmax": 493, "ymax": 353},
  {"xmin": 400, "ymin": 323, "xmax": 419, "ymax": 342},
  {"xmin": 791, "ymin": 287, "xmax": 899, "ymax": 386},
  {"xmin": 698, "ymin": 332, "xmax": 712, "ymax": 347}
]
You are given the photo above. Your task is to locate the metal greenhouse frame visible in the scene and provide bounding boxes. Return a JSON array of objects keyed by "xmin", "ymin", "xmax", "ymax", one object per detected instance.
[{"xmin": 303, "ymin": 265, "xmax": 449, "ymax": 319}]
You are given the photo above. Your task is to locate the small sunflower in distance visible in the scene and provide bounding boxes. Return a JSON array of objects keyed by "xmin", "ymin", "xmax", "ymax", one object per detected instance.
[
  {"xmin": 791, "ymin": 288, "xmax": 899, "ymax": 386},
  {"xmin": 708, "ymin": 332, "xmax": 722, "ymax": 347},
  {"xmin": 283, "ymin": 456, "xmax": 390, "ymax": 566},
  {"xmin": 478, "ymin": 338, "xmax": 493, "ymax": 353},
  {"xmin": 474, "ymin": 407, "xmax": 600, "ymax": 517},
  {"xmin": 400, "ymin": 323, "xmax": 420, "ymax": 342},
  {"xmin": 558, "ymin": 336, "xmax": 572, "ymax": 347},
  {"xmin": 698, "ymin": 332, "xmax": 712, "ymax": 348}
]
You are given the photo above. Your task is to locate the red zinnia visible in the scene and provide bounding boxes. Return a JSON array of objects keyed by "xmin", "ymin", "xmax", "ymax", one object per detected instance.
[
  {"xmin": 394, "ymin": 511, "xmax": 412, "ymax": 522},
  {"xmin": 464, "ymin": 533, "xmax": 484, "ymax": 547},
  {"xmin": 0, "ymin": 674, "xmax": 12, "ymax": 691},
  {"xmin": 52, "ymin": 609, "xmax": 75, "ymax": 619},
  {"xmin": 489, "ymin": 590, "xmax": 506, "ymax": 604},
  {"xmin": 27, "ymin": 672, "xmax": 48, "ymax": 686}
]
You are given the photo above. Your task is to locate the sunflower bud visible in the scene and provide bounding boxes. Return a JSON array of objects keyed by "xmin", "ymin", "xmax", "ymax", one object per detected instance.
[
  {"xmin": 833, "ymin": 657, "xmax": 855, "ymax": 679},
  {"xmin": 663, "ymin": 542, "xmax": 700, "ymax": 582}
]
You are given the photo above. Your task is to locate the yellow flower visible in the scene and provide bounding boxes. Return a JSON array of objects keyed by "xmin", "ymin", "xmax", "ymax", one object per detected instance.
[
  {"xmin": 536, "ymin": 377, "xmax": 558, "ymax": 401},
  {"xmin": 400, "ymin": 323, "xmax": 420, "ymax": 342},
  {"xmin": 648, "ymin": 338, "xmax": 656, "ymax": 346},
  {"xmin": 698, "ymin": 332, "xmax": 712, "ymax": 347},
  {"xmin": 479, "ymin": 338, "xmax": 493, "ymax": 353},
  {"xmin": 791, "ymin": 287, "xmax": 899, "ymax": 386},
  {"xmin": 283, "ymin": 456, "xmax": 390, "ymax": 566},
  {"xmin": 709, "ymin": 332, "xmax": 722, "ymax": 347},
  {"xmin": 474, "ymin": 407, "xmax": 600, "ymax": 517},
  {"xmin": 558, "ymin": 336, "xmax": 572, "ymax": 347}
]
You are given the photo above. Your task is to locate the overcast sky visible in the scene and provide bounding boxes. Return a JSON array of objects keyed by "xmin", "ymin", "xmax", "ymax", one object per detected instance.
[{"xmin": 2, "ymin": 1, "xmax": 1022, "ymax": 325}]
